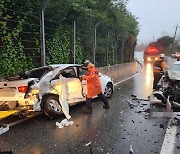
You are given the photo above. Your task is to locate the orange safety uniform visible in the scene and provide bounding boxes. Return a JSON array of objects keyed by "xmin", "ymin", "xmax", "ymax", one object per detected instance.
[
  {"xmin": 82, "ymin": 66, "xmax": 102, "ymax": 98},
  {"xmin": 153, "ymin": 59, "xmax": 166, "ymax": 90},
  {"xmin": 153, "ymin": 61, "xmax": 166, "ymax": 73}
]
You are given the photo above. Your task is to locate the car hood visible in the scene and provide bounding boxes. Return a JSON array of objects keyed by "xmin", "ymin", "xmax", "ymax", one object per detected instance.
[{"xmin": 168, "ymin": 70, "xmax": 180, "ymax": 81}]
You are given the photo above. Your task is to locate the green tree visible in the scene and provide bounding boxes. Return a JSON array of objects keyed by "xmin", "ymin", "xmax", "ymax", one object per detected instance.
[
  {"xmin": 157, "ymin": 36, "xmax": 174, "ymax": 48},
  {"xmin": 0, "ymin": 0, "xmax": 139, "ymax": 76}
]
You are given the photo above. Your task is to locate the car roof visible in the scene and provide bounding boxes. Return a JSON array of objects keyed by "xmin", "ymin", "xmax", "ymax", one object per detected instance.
[
  {"xmin": 27, "ymin": 64, "xmax": 81, "ymax": 73},
  {"xmin": 49, "ymin": 64, "xmax": 81, "ymax": 69}
]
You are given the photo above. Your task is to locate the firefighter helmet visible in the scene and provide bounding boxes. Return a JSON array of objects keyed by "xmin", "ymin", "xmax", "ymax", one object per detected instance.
[
  {"xmin": 82, "ymin": 59, "xmax": 91, "ymax": 67},
  {"xmin": 160, "ymin": 54, "xmax": 165, "ymax": 58}
]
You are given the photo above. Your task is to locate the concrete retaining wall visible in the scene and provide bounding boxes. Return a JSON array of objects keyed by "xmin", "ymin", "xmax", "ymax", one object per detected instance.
[{"xmin": 98, "ymin": 61, "xmax": 138, "ymax": 83}]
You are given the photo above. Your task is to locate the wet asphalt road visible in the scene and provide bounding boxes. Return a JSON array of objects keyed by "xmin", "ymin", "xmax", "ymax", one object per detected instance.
[{"xmin": 0, "ymin": 54, "xmax": 178, "ymax": 154}]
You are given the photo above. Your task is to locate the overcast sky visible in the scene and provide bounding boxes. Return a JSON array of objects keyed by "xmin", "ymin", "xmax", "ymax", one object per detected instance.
[{"xmin": 127, "ymin": 0, "xmax": 180, "ymax": 45}]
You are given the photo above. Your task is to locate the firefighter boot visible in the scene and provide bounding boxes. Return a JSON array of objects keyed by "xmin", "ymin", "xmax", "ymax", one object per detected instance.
[
  {"xmin": 103, "ymin": 102, "xmax": 110, "ymax": 109},
  {"xmin": 82, "ymin": 98, "xmax": 92, "ymax": 114},
  {"xmin": 82, "ymin": 108, "xmax": 92, "ymax": 114}
]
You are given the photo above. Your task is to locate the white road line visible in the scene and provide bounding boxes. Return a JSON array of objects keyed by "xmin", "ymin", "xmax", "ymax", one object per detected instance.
[
  {"xmin": 114, "ymin": 72, "xmax": 140, "ymax": 86},
  {"xmin": 160, "ymin": 120, "xmax": 177, "ymax": 154}
]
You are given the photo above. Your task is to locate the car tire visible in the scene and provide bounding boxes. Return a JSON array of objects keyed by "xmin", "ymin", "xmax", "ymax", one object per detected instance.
[
  {"xmin": 104, "ymin": 83, "xmax": 113, "ymax": 98},
  {"xmin": 43, "ymin": 95, "xmax": 63, "ymax": 117}
]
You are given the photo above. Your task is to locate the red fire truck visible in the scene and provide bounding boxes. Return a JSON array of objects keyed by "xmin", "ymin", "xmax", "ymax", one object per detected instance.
[{"xmin": 144, "ymin": 46, "xmax": 159, "ymax": 62}]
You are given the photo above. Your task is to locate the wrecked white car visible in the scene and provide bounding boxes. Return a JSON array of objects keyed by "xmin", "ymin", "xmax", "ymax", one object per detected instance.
[
  {"xmin": 167, "ymin": 61, "xmax": 180, "ymax": 81},
  {"xmin": 0, "ymin": 64, "xmax": 114, "ymax": 118},
  {"xmin": 150, "ymin": 61, "xmax": 180, "ymax": 110}
]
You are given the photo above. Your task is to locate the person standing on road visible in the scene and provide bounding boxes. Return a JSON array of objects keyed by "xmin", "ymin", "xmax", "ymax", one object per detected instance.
[
  {"xmin": 153, "ymin": 54, "xmax": 167, "ymax": 91},
  {"xmin": 81, "ymin": 60, "xmax": 110, "ymax": 114}
]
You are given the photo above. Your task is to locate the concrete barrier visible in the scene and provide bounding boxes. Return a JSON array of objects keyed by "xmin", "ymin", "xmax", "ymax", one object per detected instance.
[{"xmin": 99, "ymin": 61, "xmax": 139, "ymax": 83}]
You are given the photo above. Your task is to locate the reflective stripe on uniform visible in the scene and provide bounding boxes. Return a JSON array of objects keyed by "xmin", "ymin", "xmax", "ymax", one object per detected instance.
[
  {"xmin": 153, "ymin": 67, "xmax": 161, "ymax": 73},
  {"xmin": 154, "ymin": 67, "xmax": 161, "ymax": 70}
]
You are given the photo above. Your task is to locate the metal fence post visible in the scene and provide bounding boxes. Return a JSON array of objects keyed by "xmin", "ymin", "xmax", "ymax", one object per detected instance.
[
  {"xmin": 93, "ymin": 21, "xmax": 100, "ymax": 65},
  {"xmin": 73, "ymin": 19, "xmax": 76, "ymax": 64},
  {"xmin": 106, "ymin": 30, "xmax": 109, "ymax": 65},
  {"xmin": 115, "ymin": 31, "xmax": 120, "ymax": 64},
  {"xmin": 115, "ymin": 34, "xmax": 118, "ymax": 64},
  {"xmin": 121, "ymin": 35, "xmax": 125, "ymax": 63},
  {"xmin": 40, "ymin": 0, "xmax": 48, "ymax": 66}
]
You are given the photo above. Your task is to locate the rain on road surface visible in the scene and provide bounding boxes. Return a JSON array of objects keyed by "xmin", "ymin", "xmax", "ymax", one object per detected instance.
[{"xmin": 0, "ymin": 52, "xmax": 179, "ymax": 154}]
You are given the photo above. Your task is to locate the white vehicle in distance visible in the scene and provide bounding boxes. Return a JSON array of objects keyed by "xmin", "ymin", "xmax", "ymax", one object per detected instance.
[
  {"xmin": 171, "ymin": 52, "xmax": 180, "ymax": 59},
  {"xmin": 0, "ymin": 64, "xmax": 114, "ymax": 117}
]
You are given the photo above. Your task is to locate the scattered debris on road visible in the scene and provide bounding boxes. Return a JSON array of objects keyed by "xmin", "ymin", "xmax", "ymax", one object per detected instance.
[
  {"xmin": 130, "ymin": 144, "xmax": 134, "ymax": 154},
  {"xmin": 85, "ymin": 142, "xmax": 93, "ymax": 154},
  {"xmin": 125, "ymin": 99, "xmax": 139, "ymax": 108},
  {"xmin": 131, "ymin": 94, "xmax": 136, "ymax": 97},
  {"xmin": 177, "ymin": 145, "xmax": 180, "ymax": 149},
  {"xmin": 131, "ymin": 94, "xmax": 149, "ymax": 101},
  {"xmin": 176, "ymin": 133, "xmax": 180, "ymax": 137},
  {"xmin": 56, "ymin": 118, "xmax": 74, "ymax": 128},
  {"xmin": 120, "ymin": 111, "xmax": 123, "ymax": 115},
  {"xmin": 0, "ymin": 124, "xmax": 9, "ymax": 135},
  {"xmin": 85, "ymin": 142, "xmax": 92, "ymax": 146},
  {"xmin": 159, "ymin": 123, "xmax": 165, "ymax": 129},
  {"xmin": 172, "ymin": 117, "xmax": 180, "ymax": 126}
]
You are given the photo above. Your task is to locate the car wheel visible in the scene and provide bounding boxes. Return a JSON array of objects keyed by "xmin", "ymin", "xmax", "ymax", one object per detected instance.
[
  {"xmin": 104, "ymin": 83, "xmax": 113, "ymax": 98},
  {"xmin": 43, "ymin": 95, "xmax": 63, "ymax": 117}
]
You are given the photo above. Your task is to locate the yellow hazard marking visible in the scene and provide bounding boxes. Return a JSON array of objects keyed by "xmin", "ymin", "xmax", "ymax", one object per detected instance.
[{"xmin": 0, "ymin": 110, "xmax": 19, "ymax": 120}]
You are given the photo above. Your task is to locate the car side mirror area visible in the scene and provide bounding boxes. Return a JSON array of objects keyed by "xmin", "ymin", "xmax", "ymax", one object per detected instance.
[{"xmin": 98, "ymin": 73, "xmax": 102, "ymax": 77}]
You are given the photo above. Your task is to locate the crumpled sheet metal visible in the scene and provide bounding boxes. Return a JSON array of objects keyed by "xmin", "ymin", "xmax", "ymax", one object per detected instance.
[
  {"xmin": 32, "ymin": 69, "xmax": 71, "ymax": 119},
  {"xmin": 58, "ymin": 75, "xmax": 71, "ymax": 120},
  {"xmin": 149, "ymin": 93, "xmax": 162, "ymax": 105}
]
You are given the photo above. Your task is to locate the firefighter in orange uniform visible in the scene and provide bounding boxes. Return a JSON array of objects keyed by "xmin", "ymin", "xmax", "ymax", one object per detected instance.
[
  {"xmin": 81, "ymin": 60, "xmax": 110, "ymax": 114},
  {"xmin": 153, "ymin": 54, "xmax": 167, "ymax": 91}
]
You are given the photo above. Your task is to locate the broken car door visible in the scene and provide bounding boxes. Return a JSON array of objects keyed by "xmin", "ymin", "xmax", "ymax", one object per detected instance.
[{"xmin": 61, "ymin": 67, "xmax": 85, "ymax": 104}]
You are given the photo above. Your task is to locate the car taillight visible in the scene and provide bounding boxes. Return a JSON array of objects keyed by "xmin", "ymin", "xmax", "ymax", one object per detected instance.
[{"xmin": 18, "ymin": 86, "xmax": 28, "ymax": 93}]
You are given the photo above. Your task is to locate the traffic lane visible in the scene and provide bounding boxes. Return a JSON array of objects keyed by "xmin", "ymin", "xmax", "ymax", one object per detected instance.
[
  {"xmin": 132, "ymin": 62, "xmax": 153, "ymax": 99},
  {"xmin": 110, "ymin": 67, "xmax": 168, "ymax": 154},
  {"xmin": 0, "ymin": 91, "xmax": 168, "ymax": 154},
  {"xmin": 0, "ymin": 63, "xmax": 168, "ymax": 154}
]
